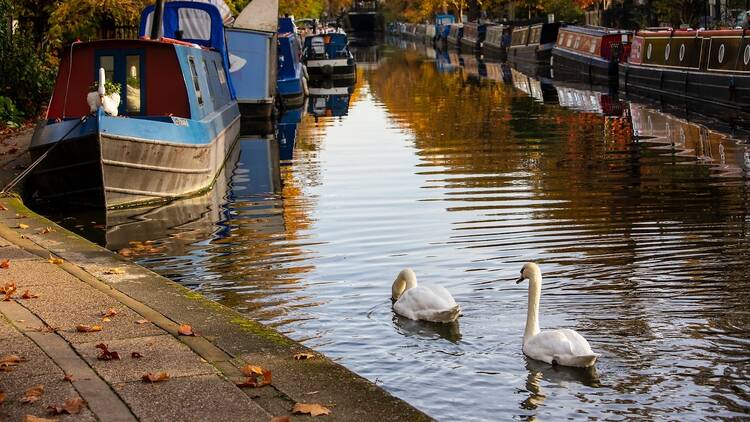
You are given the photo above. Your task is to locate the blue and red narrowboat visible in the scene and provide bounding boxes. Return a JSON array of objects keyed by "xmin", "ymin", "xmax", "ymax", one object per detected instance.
[
  {"xmin": 27, "ymin": 2, "xmax": 240, "ymax": 209},
  {"xmin": 483, "ymin": 24, "xmax": 512, "ymax": 59},
  {"xmin": 551, "ymin": 26, "xmax": 631, "ymax": 87}
]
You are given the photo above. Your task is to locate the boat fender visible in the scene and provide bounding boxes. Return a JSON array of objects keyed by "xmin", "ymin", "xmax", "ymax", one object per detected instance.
[{"xmin": 302, "ymin": 75, "xmax": 309, "ymax": 97}]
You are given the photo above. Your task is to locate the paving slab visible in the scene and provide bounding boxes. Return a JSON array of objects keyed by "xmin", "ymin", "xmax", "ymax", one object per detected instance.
[
  {"xmin": 116, "ymin": 374, "xmax": 272, "ymax": 422},
  {"xmin": 0, "ymin": 373, "xmax": 97, "ymax": 422},
  {"xmin": 73, "ymin": 335, "xmax": 217, "ymax": 384},
  {"xmin": 0, "ymin": 260, "xmax": 81, "ymax": 289},
  {"xmin": 0, "ymin": 245, "xmax": 40, "ymax": 260}
]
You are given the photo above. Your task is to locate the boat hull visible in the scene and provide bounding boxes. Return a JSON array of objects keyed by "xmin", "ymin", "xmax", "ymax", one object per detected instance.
[
  {"xmin": 508, "ymin": 44, "xmax": 553, "ymax": 77},
  {"xmin": 348, "ymin": 12, "xmax": 378, "ymax": 32},
  {"xmin": 552, "ymin": 48, "xmax": 618, "ymax": 87},
  {"xmin": 306, "ymin": 59, "xmax": 357, "ymax": 79},
  {"xmin": 28, "ymin": 111, "xmax": 240, "ymax": 209}
]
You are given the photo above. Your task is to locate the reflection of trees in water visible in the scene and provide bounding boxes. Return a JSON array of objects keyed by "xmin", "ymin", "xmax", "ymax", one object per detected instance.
[{"xmin": 369, "ymin": 48, "xmax": 750, "ymax": 415}]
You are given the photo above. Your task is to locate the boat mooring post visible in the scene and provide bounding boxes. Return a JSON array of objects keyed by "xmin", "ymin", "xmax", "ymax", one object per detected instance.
[{"xmin": 150, "ymin": 0, "xmax": 165, "ymax": 40}]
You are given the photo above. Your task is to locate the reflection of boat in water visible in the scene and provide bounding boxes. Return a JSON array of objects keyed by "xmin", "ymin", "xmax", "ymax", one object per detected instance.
[
  {"xmin": 307, "ymin": 79, "xmax": 355, "ymax": 118},
  {"xmin": 510, "ymin": 68, "xmax": 558, "ymax": 103},
  {"xmin": 277, "ymin": 105, "xmax": 305, "ymax": 162},
  {"xmin": 555, "ymin": 84, "xmax": 624, "ymax": 116},
  {"xmin": 483, "ymin": 61, "xmax": 513, "ymax": 84},
  {"xmin": 435, "ymin": 47, "xmax": 460, "ymax": 73},
  {"xmin": 628, "ymin": 103, "xmax": 750, "ymax": 177}
]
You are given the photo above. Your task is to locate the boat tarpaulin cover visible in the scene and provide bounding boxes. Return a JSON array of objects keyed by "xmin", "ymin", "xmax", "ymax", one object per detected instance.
[{"xmin": 234, "ymin": 0, "xmax": 278, "ymax": 33}]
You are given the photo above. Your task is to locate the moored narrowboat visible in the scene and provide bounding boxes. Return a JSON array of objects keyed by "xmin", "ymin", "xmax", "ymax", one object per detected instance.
[
  {"xmin": 446, "ymin": 23, "xmax": 463, "ymax": 47},
  {"xmin": 302, "ymin": 32, "xmax": 357, "ymax": 80},
  {"xmin": 483, "ymin": 24, "xmax": 512, "ymax": 59},
  {"xmin": 27, "ymin": 1, "xmax": 240, "ymax": 209},
  {"xmin": 435, "ymin": 14, "xmax": 456, "ymax": 44},
  {"xmin": 277, "ymin": 16, "xmax": 307, "ymax": 108},
  {"xmin": 620, "ymin": 28, "xmax": 750, "ymax": 119},
  {"xmin": 551, "ymin": 26, "xmax": 631, "ymax": 87},
  {"xmin": 508, "ymin": 22, "xmax": 562, "ymax": 76},
  {"xmin": 460, "ymin": 22, "xmax": 490, "ymax": 51}
]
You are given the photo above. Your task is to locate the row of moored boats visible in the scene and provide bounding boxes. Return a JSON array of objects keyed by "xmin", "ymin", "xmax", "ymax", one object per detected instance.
[{"xmin": 389, "ymin": 18, "xmax": 750, "ymax": 118}]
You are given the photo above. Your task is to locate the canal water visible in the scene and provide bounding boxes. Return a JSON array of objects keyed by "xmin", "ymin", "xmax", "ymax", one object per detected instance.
[{"xmin": 56, "ymin": 39, "xmax": 750, "ymax": 420}]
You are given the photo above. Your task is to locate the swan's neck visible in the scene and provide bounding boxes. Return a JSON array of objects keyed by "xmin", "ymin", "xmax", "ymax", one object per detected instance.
[
  {"xmin": 524, "ymin": 272, "xmax": 541, "ymax": 341},
  {"xmin": 392, "ymin": 273, "xmax": 417, "ymax": 300}
]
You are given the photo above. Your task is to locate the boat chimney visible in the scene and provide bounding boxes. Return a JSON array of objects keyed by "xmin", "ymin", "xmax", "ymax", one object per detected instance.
[
  {"xmin": 150, "ymin": 0, "xmax": 165, "ymax": 40},
  {"xmin": 98, "ymin": 67, "xmax": 106, "ymax": 100}
]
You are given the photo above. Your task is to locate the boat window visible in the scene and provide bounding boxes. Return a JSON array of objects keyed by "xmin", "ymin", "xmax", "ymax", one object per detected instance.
[
  {"xmin": 718, "ymin": 44, "xmax": 725, "ymax": 64},
  {"xmin": 202, "ymin": 59, "xmax": 215, "ymax": 104},
  {"xmin": 188, "ymin": 56, "xmax": 203, "ymax": 106},
  {"xmin": 646, "ymin": 43, "xmax": 652, "ymax": 60},
  {"xmin": 125, "ymin": 55, "xmax": 141, "ymax": 114},
  {"xmin": 664, "ymin": 44, "xmax": 670, "ymax": 61},
  {"xmin": 679, "ymin": 44, "xmax": 685, "ymax": 62},
  {"xmin": 100, "ymin": 56, "xmax": 115, "ymax": 83},
  {"xmin": 744, "ymin": 45, "xmax": 750, "ymax": 66},
  {"xmin": 214, "ymin": 61, "xmax": 226, "ymax": 85},
  {"xmin": 177, "ymin": 8, "xmax": 211, "ymax": 41}
]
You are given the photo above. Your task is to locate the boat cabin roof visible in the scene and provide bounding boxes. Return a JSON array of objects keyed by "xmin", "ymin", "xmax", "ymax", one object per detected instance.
[
  {"xmin": 561, "ymin": 25, "xmax": 632, "ymax": 37},
  {"xmin": 637, "ymin": 28, "xmax": 750, "ymax": 38},
  {"xmin": 279, "ymin": 17, "xmax": 296, "ymax": 34}
]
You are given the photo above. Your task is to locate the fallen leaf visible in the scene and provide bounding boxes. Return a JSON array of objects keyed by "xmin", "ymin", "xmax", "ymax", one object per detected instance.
[
  {"xmin": 101, "ymin": 317, "xmax": 110, "ymax": 322},
  {"xmin": 0, "ymin": 388, "xmax": 5, "ymax": 405},
  {"xmin": 17, "ymin": 223, "xmax": 29, "ymax": 229},
  {"xmin": 2, "ymin": 282, "xmax": 16, "ymax": 301},
  {"xmin": 0, "ymin": 282, "xmax": 14, "ymax": 293},
  {"xmin": 95, "ymin": 343, "xmax": 120, "ymax": 361},
  {"xmin": 0, "ymin": 203, "xmax": 7, "ymax": 210},
  {"xmin": 15, "ymin": 213, "xmax": 27, "ymax": 218},
  {"xmin": 48, "ymin": 255, "xmax": 64, "ymax": 265},
  {"xmin": 21, "ymin": 290, "xmax": 39, "ymax": 299},
  {"xmin": 142, "ymin": 372, "xmax": 169, "ymax": 383},
  {"xmin": 47, "ymin": 397, "xmax": 85, "ymax": 415},
  {"xmin": 270, "ymin": 417, "xmax": 292, "ymax": 422},
  {"xmin": 135, "ymin": 319, "xmax": 149, "ymax": 325},
  {"xmin": 39, "ymin": 227, "xmax": 54, "ymax": 234},
  {"xmin": 237, "ymin": 365, "xmax": 272, "ymax": 388},
  {"xmin": 131, "ymin": 352, "xmax": 142, "ymax": 359},
  {"xmin": 177, "ymin": 324, "xmax": 195, "ymax": 336},
  {"xmin": 24, "ymin": 416, "xmax": 57, "ymax": 422},
  {"xmin": 63, "ymin": 374, "xmax": 74, "ymax": 382},
  {"xmin": 19, "ymin": 384, "xmax": 44, "ymax": 403},
  {"xmin": 292, "ymin": 403, "xmax": 331, "ymax": 416},
  {"xmin": 293, "ymin": 353, "xmax": 315, "ymax": 360},
  {"xmin": 0, "ymin": 355, "xmax": 25, "ymax": 370},
  {"xmin": 0, "ymin": 259, "xmax": 9, "ymax": 269},
  {"xmin": 103, "ymin": 268, "xmax": 125, "ymax": 275},
  {"xmin": 101, "ymin": 308, "xmax": 118, "ymax": 318},
  {"xmin": 117, "ymin": 248, "xmax": 133, "ymax": 257},
  {"xmin": 76, "ymin": 324, "xmax": 102, "ymax": 333}
]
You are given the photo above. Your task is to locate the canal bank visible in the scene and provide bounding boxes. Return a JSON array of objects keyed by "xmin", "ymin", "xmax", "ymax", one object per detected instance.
[{"xmin": 0, "ymin": 194, "xmax": 432, "ymax": 421}]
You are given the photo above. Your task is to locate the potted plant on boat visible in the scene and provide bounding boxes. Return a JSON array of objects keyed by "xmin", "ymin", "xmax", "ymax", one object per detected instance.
[{"xmin": 87, "ymin": 80, "xmax": 121, "ymax": 116}]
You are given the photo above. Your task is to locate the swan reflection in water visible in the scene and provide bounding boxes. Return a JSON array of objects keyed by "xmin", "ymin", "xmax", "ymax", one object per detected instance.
[
  {"xmin": 520, "ymin": 357, "xmax": 601, "ymax": 412},
  {"xmin": 391, "ymin": 314, "xmax": 462, "ymax": 343}
]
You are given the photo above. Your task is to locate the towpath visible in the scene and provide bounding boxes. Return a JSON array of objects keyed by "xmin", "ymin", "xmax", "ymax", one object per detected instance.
[{"xmin": 0, "ymin": 131, "xmax": 431, "ymax": 421}]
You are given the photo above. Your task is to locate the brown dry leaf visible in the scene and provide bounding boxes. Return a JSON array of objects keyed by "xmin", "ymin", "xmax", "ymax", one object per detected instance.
[
  {"xmin": 19, "ymin": 384, "xmax": 44, "ymax": 404},
  {"xmin": 0, "ymin": 282, "xmax": 14, "ymax": 293},
  {"xmin": 24, "ymin": 416, "xmax": 57, "ymax": 422},
  {"xmin": 0, "ymin": 355, "xmax": 26, "ymax": 370},
  {"xmin": 103, "ymin": 268, "xmax": 125, "ymax": 275},
  {"xmin": 17, "ymin": 223, "xmax": 29, "ymax": 229},
  {"xmin": 177, "ymin": 324, "xmax": 195, "ymax": 336},
  {"xmin": 293, "ymin": 353, "xmax": 315, "ymax": 360},
  {"xmin": 131, "ymin": 352, "xmax": 142, "ymax": 359},
  {"xmin": 21, "ymin": 290, "xmax": 39, "ymax": 299},
  {"xmin": 135, "ymin": 319, "xmax": 149, "ymax": 325},
  {"xmin": 2, "ymin": 282, "xmax": 16, "ymax": 301},
  {"xmin": 0, "ymin": 259, "xmax": 9, "ymax": 269},
  {"xmin": 15, "ymin": 213, "xmax": 27, "ymax": 218},
  {"xmin": 270, "ymin": 417, "xmax": 291, "ymax": 422},
  {"xmin": 0, "ymin": 203, "xmax": 7, "ymax": 211},
  {"xmin": 101, "ymin": 317, "xmax": 111, "ymax": 322},
  {"xmin": 47, "ymin": 397, "xmax": 85, "ymax": 415},
  {"xmin": 117, "ymin": 248, "xmax": 133, "ymax": 257},
  {"xmin": 101, "ymin": 308, "xmax": 118, "ymax": 318},
  {"xmin": 39, "ymin": 227, "xmax": 54, "ymax": 235},
  {"xmin": 0, "ymin": 388, "xmax": 6, "ymax": 405},
  {"xmin": 241, "ymin": 365, "xmax": 264, "ymax": 377},
  {"xmin": 95, "ymin": 343, "xmax": 120, "ymax": 361},
  {"xmin": 237, "ymin": 366, "xmax": 272, "ymax": 388},
  {"xmin": 62, "ymin": 374, "xmax": 74, "ymax": 382},
  {"xmin": 76, "ymin": 324, "xmax": 102, "ymax": 333},
  {"xmin": 47, "ymin": 255, "xmax": 64, "ymax": 265},
  {"xmin": 292, "ymin": 403, "xmax": 331, "ymax": 416},
  {"xmin": 142, "ymin": 372, "xmax": 169, "ymax": 383}
]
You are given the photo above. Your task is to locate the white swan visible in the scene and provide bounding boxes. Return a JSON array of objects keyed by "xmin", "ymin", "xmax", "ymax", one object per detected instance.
[
  {"xmin": 516, "ymin": 263, "xmax": 600, "ymax": 368},
  {"xmin": 391, "ymin": 269, "xmax": 460, "ymax": 323}
]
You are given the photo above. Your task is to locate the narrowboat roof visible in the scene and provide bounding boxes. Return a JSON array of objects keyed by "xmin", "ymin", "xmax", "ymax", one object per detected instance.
[
  {"xmin": 279, "ymin": 17, "xmax": 296, "ymax": 34},
  {"xmin": 636, "ymin": 28, "xmax": 750, "ymax": 38},
  {"xmin": 561, "ymin": 25, "xmax": 632, "ymax": 37}
]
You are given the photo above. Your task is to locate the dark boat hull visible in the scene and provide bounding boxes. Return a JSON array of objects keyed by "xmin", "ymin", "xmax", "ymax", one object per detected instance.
[
  {"xmin": 552, "ymin": 48, "xmax": 618, "ymax": 87},
  {"xmin": 508, "ymin": 44, "xmax": 553, "ymax": 77},
  {"xmin": 348, "ymin": 12, "xmax": 378, "ymax": 32}
]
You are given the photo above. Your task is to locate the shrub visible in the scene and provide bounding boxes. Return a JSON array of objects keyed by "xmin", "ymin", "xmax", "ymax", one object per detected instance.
[{"xmin": 0, "ymin": 95, "xmax": 24, "ymax": 128}]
